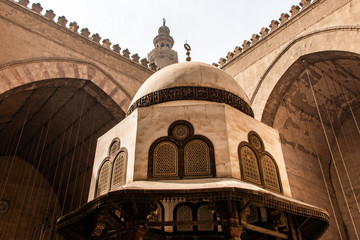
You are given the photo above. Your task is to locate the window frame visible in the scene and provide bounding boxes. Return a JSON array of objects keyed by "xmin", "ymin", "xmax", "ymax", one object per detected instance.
[
  {"xmin": 95, "ymin": 157, "xmax": 111, "ymax": 197},
  {"xmin": 238, "ymin": 131, "xmax": 282, "ymax": 193},
  {"xmin": 110, "ymin": 148, "xmax": 128, "ymax": 189},
  {"xmin": 148, "ymin": 120, "xmax": 216, "ymax": 179},
  {"xmin": 173, "ymin": 202, "xmax": 217, "ymax": 233},
  {"xmin": 95, "ymin": 138, "xmax": 128, "ymax": 198}
]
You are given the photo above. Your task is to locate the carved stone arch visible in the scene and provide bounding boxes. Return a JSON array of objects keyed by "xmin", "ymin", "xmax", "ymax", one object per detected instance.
[
  {"xmin": 249, "ymin": 26, "xmax": 360, "ymax": 120},
  {"xmin": 0, "ymin": 58, "xmax": 133, "ymax": 113}
]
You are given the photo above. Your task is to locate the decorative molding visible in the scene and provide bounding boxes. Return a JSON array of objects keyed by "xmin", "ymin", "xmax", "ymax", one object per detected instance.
[{"xmin": 127, "ymin": 86, "xmax": 254, "ymax": 117}]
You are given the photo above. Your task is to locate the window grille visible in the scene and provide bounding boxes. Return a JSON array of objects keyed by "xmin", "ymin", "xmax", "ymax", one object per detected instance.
[
  {"xmin": 97, "ymin": 161, "xmax": 110, "ymax": 196},
  {"xmin": 240, "ymin": 146, "xmax": 261, "ymax": 185},
  {"xmin": 153, "ymin": 141, "xmax": 178, "ymax": 177},
  {"xmin": 109, "ymin": 140, "xmax": 119, "ymax": 157},
  {"xmin": 197, "ymin": 204, "xmax": 214, "ymax": 231},
  {"xmin": 111, "ymin": 152, "xmax": 126, "ymax": 188},
  {"xmin": 184, "ymin": 139, "xmax": 211, "ymax": 176},
  {"xmin": 261, "ymin": 155, "xmax": 281, "ymax": 192},
  {"xmin": 176, "ymin": 205, "xmax": 193, "ymax": 232},
  {"xmin": 239, "ymin": 131, "xmax": 282, "ymax": 193},
  {"xmin": 149, "ymin": 120, "xmax": 215, "ymax": 179}
]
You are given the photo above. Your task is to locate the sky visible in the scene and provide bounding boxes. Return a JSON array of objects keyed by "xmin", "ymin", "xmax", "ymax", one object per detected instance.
[{"xmin": 29, "ymin": 0, "xmax": 301, "ymax": 64}]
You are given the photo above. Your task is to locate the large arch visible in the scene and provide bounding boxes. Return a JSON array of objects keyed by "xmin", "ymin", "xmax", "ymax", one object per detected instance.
[
  {"xmin": 0, "ymin": 58, "xmax": 133, "ymax": 114},
  {"xmin": 251, "ymin": 26, "xmax": 360, "ymax": 120},
  {"xmin": 0, "ymin": 59, "xmax": 130, "ymax": 238},
  {"xmin": 259, "ymin": 42, "xmax": 360, "ymax": 239}
]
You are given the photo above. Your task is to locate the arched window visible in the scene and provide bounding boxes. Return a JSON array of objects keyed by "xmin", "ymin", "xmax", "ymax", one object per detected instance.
[
  {"xmin": 197, "ymin": 204, "xmax": 214, "ymax": 231},
  {"xmin": 184, "ymin": 139, "xmax": 211, "ymax": 176},
  {"xmin": 261, "ymin": 155, "xmax": 281, "ymax": 192},
  {"xmin": 111, "ymin": 151, "xmax": 127, "ymax": 188},
  {"xmin": 153, "ymin": 141, "xmax": 178, "ymax": 177},
  {"xmin": 96, "ymin": 160, "xmax": 110, "ymax": 197},
  {"xmin": 239, "ymin": 146, "xmax": 261, "ymax": 185},
  {"xmin": 176, "ymin": 205, "xmax": 193, "ymax": 232},
  {"xmin": 239, "ymin": 131, "xmax": 281, "ymax": 193},
  {"xmin": 149, "ymin": 121, "xmax": 215, "ymax": 179},
  {"xmin": 95, "ymin": 138, "xmax": 128, "ymax": 197},
  {"xmin": 109, "ymin": 138, "xmax": 120, "ymax": 157}
]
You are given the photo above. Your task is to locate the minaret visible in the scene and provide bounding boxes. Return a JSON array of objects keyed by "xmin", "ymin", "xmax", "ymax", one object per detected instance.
[{"xmin": 148, "ymin": 19, "xmax": 178, "ymax": 69}]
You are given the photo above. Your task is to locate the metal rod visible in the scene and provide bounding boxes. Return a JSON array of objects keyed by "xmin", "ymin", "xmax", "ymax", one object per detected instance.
[{"xmin": 240, "ymin": 220, "xmax": 288, "ymax": 239}]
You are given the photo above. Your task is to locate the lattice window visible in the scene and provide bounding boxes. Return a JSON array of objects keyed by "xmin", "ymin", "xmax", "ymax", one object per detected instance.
[
  {"xmin": 149, "ymin": 121, "xmax": 215, "ymax": 179},
  {"xmin": 184, "ymin": 139, "xmax": 211, "ymax": 176},
  {"xmin": 96, "ymin": 161, "xmax": 110, "ymax": 197},
  {"xmin": 176, "ymin": 205, "xmax": 193, "ymax": 232},
  {"xmin": 109, "ymin": 140, "xmax": 119, "ymax": 157},
  {"xmin": 197, "ymin": 204, "xmax": 214, "ymax": 231},
  {"xmin": 153, "ymin": 141, "xmax": 178, "ymax": 177},
  {"xmin": 111, "ymin": 152, "xmax": 126, "ymax": 188},
  {"xmin": 261, "ymin": 155, "xmax": 281, "ymax": 192},
  {"xmin": 240, "ymin": 146, "xmax": 261, "ymax": 185}
]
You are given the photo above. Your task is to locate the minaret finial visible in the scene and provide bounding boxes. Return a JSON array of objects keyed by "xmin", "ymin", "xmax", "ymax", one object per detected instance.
[
  {"xmin": 184, "ymin": 41, "xmax": 191, "ymax": 62},
  {"xmin": 163, "ymin": 18, "xmax": 166, "ymax": 26}
]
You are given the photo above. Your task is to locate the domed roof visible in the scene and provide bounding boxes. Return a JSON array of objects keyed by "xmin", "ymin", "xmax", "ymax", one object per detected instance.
[
  {"xmin": 158, "ymin": 25, "xmax": 170, "ymax": 35},
  {"xmin": 128, "ymin": 62, "xmax": 253, "ymax": 116}
]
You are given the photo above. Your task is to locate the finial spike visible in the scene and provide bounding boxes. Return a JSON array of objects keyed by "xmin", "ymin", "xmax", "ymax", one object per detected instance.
[
  {"xmin": 163, "ymin": 18, "xmax": 166, "ymax": 26},
  {"xmin": 184, "ymin": 42, "xmax": 191, "ymax": 62}
]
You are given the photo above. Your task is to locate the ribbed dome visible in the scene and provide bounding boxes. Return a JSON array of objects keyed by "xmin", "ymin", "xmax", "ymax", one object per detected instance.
[{"xmin": 128, "ymin": 62, "xmax": 252, "ymax": 116}]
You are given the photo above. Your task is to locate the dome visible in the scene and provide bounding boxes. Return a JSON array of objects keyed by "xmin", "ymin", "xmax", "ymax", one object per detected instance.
[
  {"xmin": 128, "ymin": 62, "xmax": 253, "ymax": 117},
  {"xmin": 158, "ymin": 25, "xmax": 170, "ymax": 35}
]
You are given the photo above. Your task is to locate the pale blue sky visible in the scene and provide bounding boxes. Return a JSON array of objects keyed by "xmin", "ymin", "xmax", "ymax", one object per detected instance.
[{"xmin": 31, "ymin": 0, "xmax": 301, "ymax": 64}]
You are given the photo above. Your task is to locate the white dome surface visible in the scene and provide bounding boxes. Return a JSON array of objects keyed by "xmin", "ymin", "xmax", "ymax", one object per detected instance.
[{"xmin": 130, "ymin": 62, "xmax": 251, "ymax": 107}]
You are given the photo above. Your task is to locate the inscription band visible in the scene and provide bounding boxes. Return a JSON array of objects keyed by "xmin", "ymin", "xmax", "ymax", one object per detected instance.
[{"xmin": 127, "ymin": 86, "xmax": 254, "ymax": 117}]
